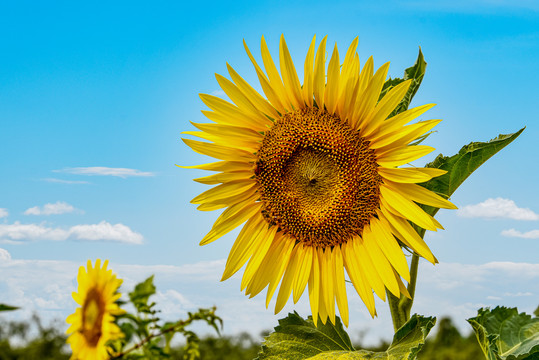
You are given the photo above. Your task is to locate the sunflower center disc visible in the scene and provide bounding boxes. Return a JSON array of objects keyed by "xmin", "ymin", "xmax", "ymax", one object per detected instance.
[
  {"xmin": 81, "ymin": 287, "xmax": 105, "ymax": 346},
  {"xmin": 256, "ymin": 107, "xmax": 382, "ymax": 248}
]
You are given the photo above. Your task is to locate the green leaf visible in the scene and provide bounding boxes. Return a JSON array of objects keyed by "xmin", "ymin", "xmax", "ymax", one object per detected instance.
[
  {"xmin": 380, "ymin": 48, "xmax": 427, "ymax": 116},
  {"xmin": 421, "ymin": 128, "xmax": 525, "ymax": 217},
  {"xmin": 256, "ymin": 313, "xmax": 435, "ymax": 360},
  {"xmin": 128, "ymin": 275, "xmax": 156, "ymax": 313},
  {"xmin": 0, "ymin": 304, "xmax": 19, "ymax": 312},
  {"xmin": 467, "ymin": 306, "xmax": 539, "ymax": 360}
]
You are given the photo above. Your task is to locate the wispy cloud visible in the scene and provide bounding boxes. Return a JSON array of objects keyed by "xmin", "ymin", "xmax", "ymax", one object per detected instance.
[
  {"xmin": 501, "ymin": 229, "xmax": 539, "ymax": 239},
  {"xmin": 41, "ymin": 178, "xmax": 90, "ymax": 185},
  {"xmin": 457, "ymin": 198, "xmax": 539, "ymax": 221},
  {"xmin": 0, "ymin": 248, "xmax": 11, "ymax": 261},
  {"xmin": 0, "ymin": 221, "xmax": 143, "ymax": 244},
  {"xmin": 24, "ymin": 201, "xmax": 79, "ymax": 216},
  {"xmin": 0, "ymin": 208, "xmax": 8, "ymax": 219},
  {"xmin": 54, "ymin": 167, "xmax": 155, "ymax": 178}
]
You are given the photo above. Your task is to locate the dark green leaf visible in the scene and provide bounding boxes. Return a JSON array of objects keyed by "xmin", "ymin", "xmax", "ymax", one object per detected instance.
[
  {"xmin": 129, "ymin": 275, "xmax": 156, "ymax": 313},
  {"xmin": 380, "ymin": 48, "xmax": 427, "ymax": 116},
  {"xmin": 467, "ymin": 306, "xmax": 539, "ymax": 360},
  {"xmin": 421, "ymin": 128, "xmax": 525, "ymax": 217},
  {"xmin": 534, "ymin": 305, "xmax": 539, "ymax": 318},
  {"xmin": 0, "ymin": 304, "xmax": 19, "ymax": 312},
  {"xmin": 257, "ymin": 313, "xmax": 435, "ymax": 360}
]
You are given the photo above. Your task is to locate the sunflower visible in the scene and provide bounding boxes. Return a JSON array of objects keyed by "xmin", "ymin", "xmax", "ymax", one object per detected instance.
[
  {"xmin": 182, "ymin": 35, "xmax": 456, "ymax": 326},
  {"xmin": 66, "ymin": 259, "xmax": 124, "ymax": 360}
]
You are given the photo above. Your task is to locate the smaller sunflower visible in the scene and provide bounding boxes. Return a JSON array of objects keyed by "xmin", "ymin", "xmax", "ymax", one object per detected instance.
[{"xmin": 66, "ymin": 259, "xmax": 124, "ymax": 360}]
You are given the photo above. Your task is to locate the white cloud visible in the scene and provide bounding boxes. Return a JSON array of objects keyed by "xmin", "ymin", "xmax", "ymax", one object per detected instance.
[
  {"xmin": 70, "ymin": 221, "xmax": 143, "ymax": 244},
  {"xmin": 0, "ymin": 259, "xmax": 537, "ymax": 347},
  {"xmin": 0, "ymin": 221, "xmax": 143, "ymax": 244},
  {"xmin": 501, "ymin": 229, "xmax": 539, "ymax": 239},
  {"xmin": 0, "ymin": 208, "xmax": 8, "ymax": 218},
  {"xmin": 0, "ymin": 248, "xmax": 11, "ymax": 261},
  {"xmin": 457, "ymin": 198, "xmax": 539, "ymax": 221},
  {"xmin": 41, "ymin": 178, "xmax": 90, "ymax": 184},
  {"xmin": 54, "ymin": 167, "xmax": 154, "ymax": 178},
  {"xmin": 24, "ymin": 201, "xmax": 78, "ymax": 216}
]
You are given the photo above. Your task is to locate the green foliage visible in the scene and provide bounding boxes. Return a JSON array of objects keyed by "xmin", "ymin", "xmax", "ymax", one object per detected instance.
[
  {"xmin": 467, "ymin": 306, "xmax": 539, "ymax": 360},
  {"xmin": 421, "ymin": 128, "xmax": 525, "ymax": 218},
  {"xmin": 0, "ymin": 315, "xmax": 69, "ymax": 359},
  {"xmin": 380, "ymin": 48, "xmax": 427, "ymax": 117},
  {"xmin": 256, "ymin": 312, "xmax": 435, "ymax": 360},
  {"xmin": 418, "ymin": 317, "xmax": 483, "ymax": 360},
  {"xmin": 109, "ymin": 275, "xmax": 222, "ymax": 359},
  {"xmin": 0, "ymin": 305, "xmax": 18, "ymax": 312}
]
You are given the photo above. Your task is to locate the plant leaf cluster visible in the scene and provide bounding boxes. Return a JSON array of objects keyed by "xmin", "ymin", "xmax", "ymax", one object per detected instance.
[
  {"xmin": 256, "ymin": 312, "xmax": 435, "ymax": 360},
  {"xmin": 107, "ymin": 275, "xmax": 222, "ymax": 359}
]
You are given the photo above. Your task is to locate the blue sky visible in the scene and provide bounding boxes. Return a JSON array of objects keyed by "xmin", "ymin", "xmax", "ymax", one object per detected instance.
[{"xmin": 1, "ymin": 0, "xmax": 538, "ymax": 343}]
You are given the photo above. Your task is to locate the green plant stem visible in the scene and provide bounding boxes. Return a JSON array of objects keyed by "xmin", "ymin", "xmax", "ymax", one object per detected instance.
[{"xmin": 388, "ymin": 227, "xmax": 426, "ymax": 332}]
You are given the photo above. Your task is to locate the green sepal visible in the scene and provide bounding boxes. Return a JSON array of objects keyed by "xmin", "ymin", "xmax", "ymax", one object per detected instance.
[
  {"xmin": 256, "ymin": 312, "xmax": 435, "ymax": 360},
  {"xmin": 467, "ymin": 306, "xmax": 539, "ymax": 360}
]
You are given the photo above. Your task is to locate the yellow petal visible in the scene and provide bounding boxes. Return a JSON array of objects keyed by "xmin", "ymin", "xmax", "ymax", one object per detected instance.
[
  {"xmin": 303, "ymin": 36, "xmax": 316, "ymax": 107},
  {"xmin": 371, "ymin": 103, "xmax": 436, "ymax": 140},
  {"xmin": 342, "ymin": 238, "xmax": 376, "ymax": 317},
  {"xmin": 279, "ymin": 35, "xmax": 303, "ymax": 109},
  {"xmin": 373, "ymin": 119, "xmax": 442, "ymax": 151},
  {"xmin": 190, "ymin": 121, "xmax": 263, "ymax": 142},
  {"xmin": 199, "ymin": 94, "xmax": 266, "ymax": 131},
  {"xmin": 379, "ymin": 208, "xmax": 436, "ymax": 264},
  {"xmin": 191, "ymin": 180, "xmax": 255, "ymax": 204},
  {"xmin": 243, "ymin": 230, "xmax": 283, "ymax": 295},
  {"xmin": 177, "ymin": 161, "xmax": 252, "ymax": 172},
  {"xmin": 193, "ymin": 170, "xmax": 253, "ymax": 185},
  {"xmin": 413, "ymin": 167, "xmax": 447, "ymax": 178},
  {"xmin": 385, "ymin": 181, "xmax": 457, "ymax": 209},
  {"xmin": 275, "ymin": 244, "xmax": 302, "ymax": 313},
  {"xmin": 241, "ymin": 225, "xmax": 279, "ymax": 290},
  {"xmin": 369, "ymin": 218, "xmax": 410, "ymax": 282},
  {"xmin": 215, "ymin": 74, "xmax": 272, "ymax": 127},
  {"xmin": 196, "ymin": 185, "xmax": 257, "ymax": 211},
  {"xmin": 379, "ymin": 184, "xmax": 439, "ymax": 231},
  {"xmin": 325, "ymin": 43, "xmax": 340, "ymax": 115},
  {"xmin": 182, "ymin": 138, "xmax": 255, "ymax": 162},
  {"xmin": 182, "ymin": 130, "xmax": 260, "ymax": 152},
  {"xmin": 361, "ymin": 80, "xmax": 412, "ymax": 137},
  {"xmin": 227, "ymin": 63, "xmax": 281, "ymax": 120},
  {"xmin": 265, "ymin": 235, "xmax": 295, "ymax": 307},
  {"xmin": 333, "ymin": 245, "xmax": 349, "ymax": 327},
  {"xmin": 313, "ymin": 36, "xmax": 328, "ymax": 110},
  {"xmin": 222, "ymin": 213, "xmax": 267, "ymax": 281},
  {"xmin": 308, "ymin": 247, "xmax": 320, "ymax": 326},
  {"xmin": 378, "ymin": 167, "xmax": 433, "ymax": 184},
  {"xmin": 200, "ymin": 201, "xmax": 262, "ymax": 245},
  {"xmin": 355, "ymin": 62, "xmax": 390, "ymax": 131},
  {"xmin": 376, "ymin": 145, "xmax": 434, "ymax": 167},
  {"xmin": 243, "ymin": 40, "xmax": 286, "ymax": 113},
  {"xmin": 292, "ymin": 244, "xmax": 312, "ymax": 303},
  {"xmin": 320, "ymin": 247, "xmax": 335, "ymax": 324},
  {"xmin": 362, "ymin": 224, "xmax": 400, "ymax": 297},
  {"xmin": 352, "ymin": 236, "xmax": 386, "ymax": 301},
  {"xmin": 261, "ymin": 36, "xmax": 290, "ymax": 110}
]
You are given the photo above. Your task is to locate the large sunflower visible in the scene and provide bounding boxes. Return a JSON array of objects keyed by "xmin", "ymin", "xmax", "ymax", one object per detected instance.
[
  {"xmin": 66, "ymin": 259, "xmax": 124, "ymax": 360},
  {"xmin": 182, "ymin": 35, "xmax": 456, "ymax": 326}
]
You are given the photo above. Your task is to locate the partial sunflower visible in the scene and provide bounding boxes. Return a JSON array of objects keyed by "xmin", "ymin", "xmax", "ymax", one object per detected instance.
[
  {"xmin": 66, "ymin": 259, "xmax": 124, "ymax": 360},
  {"xmin": 182, "ymin": 35, "xmax": 456, "ymax": 327}
]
